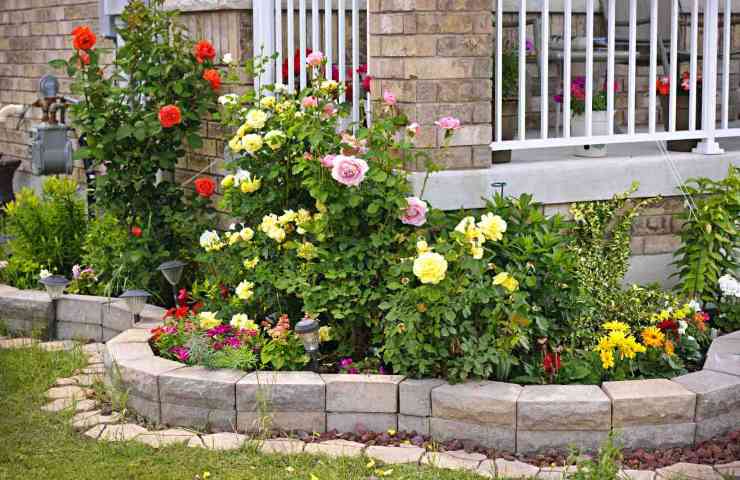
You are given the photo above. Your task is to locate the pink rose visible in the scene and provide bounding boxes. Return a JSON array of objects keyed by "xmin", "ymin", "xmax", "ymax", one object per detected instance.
[
  {"xmin": 302, "ymin": 96, "xmax": 318, "ymax": 108},
  {"xmin": 435, "ymin": 116, "xmax": 461, "ymax": 130},
  {"xmin": 322, "ymin": 103, "xmax": 337, "ymax": 118},
  {"xmin": 321, "ymin": 154, "xmax": 335, "ymax": 168},
  {"xmin": 406, "ymin": 122, "xmax": 420, "ymax": 136},
  {"xmin": 400, "ymin": 196, "xmax": 428, "ymax": 227},
  {"xmin": 331, "ymin": 155, "xmax": 369, "ymax": 187},
  {"xmin": 383, "ymin": 90, "xmax": 397, "ymax": 105},
  {"xmin": 306, "ymin": 51, "xmax": 324, "ymax": 67}
]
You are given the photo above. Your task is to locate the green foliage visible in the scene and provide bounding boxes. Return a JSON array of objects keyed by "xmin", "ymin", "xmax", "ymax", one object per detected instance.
[
  {"xmin": 568, "ymin": 432, "xmax": 623, "ymax": 480},
  {"xmin": 207, "ymin": 345, "xmax": 258, "ymax": 370},
  {"xmin": 259, "ymin": 334, "xmax": 309, "ymax": 371},
  {"xmin": 1, "ymin": 176, "xmax": 87, "ymax": 282},
  {"xmin": 673, "ymin": 166, "xmax": 740, "ymax": 302},
  {"xmin": 569, "ymin": 183, "xmax": 658, "ymax": 344}
]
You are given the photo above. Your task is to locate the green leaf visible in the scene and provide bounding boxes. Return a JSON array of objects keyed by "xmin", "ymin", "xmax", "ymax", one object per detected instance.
[
  {"xmin": 48, "ymin": 59, "xmax": 68, "ymax": 69},
  {"xmin": 116, "ymin": 125, "xmax": 133, "ymax": 140},
  {"xmin": 187, "ymin": 134, "xmax": 203, "ymax": 149}
]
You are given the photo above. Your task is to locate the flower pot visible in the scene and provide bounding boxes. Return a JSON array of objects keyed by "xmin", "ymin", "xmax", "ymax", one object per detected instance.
[
  {"xmin": 492, "ymin": 98, "xmax": 518, "ymax": 164},
  {"xmin": 571, "ymin": 111, "xmax": 611, "ymax": 158},
  {"xmin": 660, "ymin": 94, "xmax": 702, "ymax": 152}
]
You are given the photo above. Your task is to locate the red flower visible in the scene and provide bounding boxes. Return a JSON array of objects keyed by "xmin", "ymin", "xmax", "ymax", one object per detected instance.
[
  {"xmin": 657, "ymin": 319, "xmax": 678, "ymax": 331},
  {"xmin": 194, "ymin": 177, "xmax": 215, "ymax": 198},
  {"xmin": 131, "ymin": 226, "xmax": 142, "ymax": 237},
  {"xmin": 177, "ymin": 288, "xmax": 188, "ymax": 306},
  {"xmin": 282, "ymin": 48, "xmax": 312, "ymax": 78},
  {"xmin": 71, "ymin": 25, "xmax": 96, "ymax": 51},
  {"xmin": 656, "ymin": 77, "xmax": 670, "ymax": 96},
  {"xmin": 362, "ymin": 75, "xmax": 372, "ymax": 93},
  {"xmin": 158, "ymin": 105, "xmax": 182, "ymax": 128},
  {"xmin": 543, "ymin": 352, "xmax": 562, "ymax": 375},
  {"xmin": 78, "ymin": 50, "xmax": 90, "ymax": 66},
  {"xmin": 202, "ymin": 68, "xmax": 221, "ymax": 91},
  {"xmin": 194, "ymin": 40, "xmax": 216, "ymax": 64}
]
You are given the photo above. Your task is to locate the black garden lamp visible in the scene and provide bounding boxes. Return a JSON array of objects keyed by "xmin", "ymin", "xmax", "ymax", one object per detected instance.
[
  {"xmin": 157, "ymin": 259, "xmax": 186, "ymax": 306},
  {"xmin": 39, "ymin": 275, "xmax": 69, "ymax": 340},
  {"xmin": 120, "ymin": 289, "xmax": 151, "ymax": 324},
  {"xmin": 295, "ymin": 316, "xmax": 320, "ymax": 372}
]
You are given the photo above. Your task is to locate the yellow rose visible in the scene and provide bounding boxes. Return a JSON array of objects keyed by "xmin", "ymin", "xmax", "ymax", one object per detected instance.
[
  {"xmin": 230, "ymin": 313, "xmax": 258, "ymax": 331},
  {"xmin": 237, "ymin": 123, "xmax": 250, "ymax": 137},
  {"xmin": 228, "ymin": 136, "xmax": 242, "ymax": 152},
  {"xmin": 297, "ymin": 241, "xmax": 317, "ymax": 260},
  {"xmin": 493, "ymin": 272, "xmax": 519, "ymax": 292},
  {"xmin": 221, "ymin": 175, "xmax": 235, "ymax": 188},
  {"xmin": 260, "ymin": 214, "xmax": 279, "ymax": 233},
  {"xmin": 235, "ymin": 280, "xmax": 255, "ymax": 301},
  {"xmin": 241, "ymin": 134, "xmax": 263, "ymax": 154},
  {"xmin": 245, "ymin": 109, "xmax": 268, "ymax": 130},
  {"xmin": 243, "ymin": 257, "xmax": 259, "ymax": 269},
  {"xmin": 296, "ymin": 209, "xmax": 312, "ymax": 225},
  {"xmin": 267, "ymin": 226, "xmax": 286, "ymax": 243},
  {"xmin": 319, "ymin": 325, "xmax": 332, "ymax": 343},
  {"xmin": 454, "ymin": 216, "xmax": 476, "ymax": 234},
  {"xmin": 320, "ymin": 80, "xmax": 338, "ymax": 93},
  {"xmin": 240, "ymin": 177, "xmax": 261, "ymax": 193},
  {"xmin": 240, "ymin": 227, "xmax": 254, "ymax": 242},
  {"xmin": 416, "ymin": 239, "xmax": 431, "ymax": 254},
  {"xmin": 279, "ymin": 209, "xmax": 297, "ymax": 225},
  {"xmin": 471, "ymin": 245, "xmax": 484, "ymax": 259},
  {"xmin": 198, "ymin": 311, "xmax": 221, "ymax": 330},
  {"xmin": 259, "ymin": 96, "xmax": 276, "ymax": 110},
  {"xmin": 413, "ymin": 252, "xmax": 448, "ymax": 285},
  {"xmin": 264, "ymin": 129, "xmax": 286, "ymax": 150},
  {"xmin": 478, "ymin": 213, "xmax": 507, "ymax": 242}
]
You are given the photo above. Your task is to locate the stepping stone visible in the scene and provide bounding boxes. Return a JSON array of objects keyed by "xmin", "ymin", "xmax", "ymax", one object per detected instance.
[
  {"xmin": 199, "ymin": 432, "xmax": 248, "ymax": 450},
  {"xmin": 45, "ymin": 386, "xmax": 91, "ymax": 401},
  {"xmin": 421, "ymin": 450, "xmax": 486, "ymax": 471},
  {"xmin": 493, "ymin": 459, "xmax": 540, "ymax": 479},
  {"xmin": 83, "ymin": 424, "xmax": 106, "ymax": 440},
  {"xmin": 54, "ymin": 377, "xmax": 78, "ymax": 387},
  {"xmin": 0, "ymin": 338, "xmax": 38, "ymax": 349},
  {"xmin": 714, "ymin": 461, "xmax": 740, "ymax": 477},
  {"xmin": 366, "ymin": 445, "xmax": 425, "ymax": 465},
  {"xmin": 257, "ymin": 438, "xmax": 306, "ymax": 455},
  {"xmin": 98, "ymin": 423, "xmax": 148, "ymax": 442},
  {"xmin": 656, "ymin": 463, "xmax": 722, "ymax": 480},
  {"xmin": 81, "ymin": 365, "xmax": 105, "ymax": 375},
  {"xmin": 187, "ymin": 436, "xmax": 206, "ymax": 448},
  {"xmin": 538, "ymin": 466, "xmax": 572, "ymax": 479},
  {"xmin": 621, "ymin": 470, "xmax": 656, "ymax": 480},
  {"xmin": 304, "ymin": 439, "xmax": 365, "ymax": 458},
  {"xmin": 71, "ymin": 412, "xmax": 121, "ymax": 431},
  {"xmin": 476, "ymin": 460, "xmax": 497, "ymax": 478},
  {"xmin": 86, "ymin": 354, "xmax": 103, "ymax": 364},
  {"xmin": 136, "ymin": 428, "xmax": 197, "ymax": 448},
  {"xmin": 69, "ymin": 374, "xmax": 102, "ymax": 387},
  {"xmin": 39, "ymin": 340, "xmax": 76, "ymax": 352},
  {"xmin": 82, "ymin": 343, "xmax": 105, "ymax": 355},
  {"xmin": 41, "ymin": 397, "xmax": 96, "ymax": 413}
]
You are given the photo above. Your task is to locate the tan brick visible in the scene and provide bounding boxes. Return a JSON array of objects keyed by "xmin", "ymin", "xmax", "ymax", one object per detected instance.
[
  {"xmin": 436, "ymin": 35, "xmax": 492, "ymax": 57},
  {"xmin": 406, "ymin": 57, "xmax": 477, "ymax": 79},
  {"xmin": 379, "ymin": 79, "xmax": 417, "ymax": 102},
  {"xmin": 416, "ymin": 80, "xmax": 438, "ymax": 102},
  {"xmin": 368, "ymin": 57, "xmax": 405, "ymax": 79},
  {"xmin": 438, "ymin": 124, "xmax": 492, "ymax": 146},
  {"xmin": 369, "ymin": 13, "xmax": 405, "ymax": 35},
  {"xmin": 438, "ymin": 0, "xmax": 492, "ymax": 10},
  {"xmin": 643, "ymin": 234, "xmax": 682, "ymax": 255},
  {"xmin": 380, "ymin": 0, "xmax": 415, "ymax": 11},
  {"xmin": 416, "ymin": 13, "xmax": 477, "ymax": 34}
]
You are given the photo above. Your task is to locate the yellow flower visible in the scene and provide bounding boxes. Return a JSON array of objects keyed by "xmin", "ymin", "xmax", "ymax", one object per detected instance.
[
  {"xmin": 602, "ymin": 321, "xmax": 630, "ymax": 333},
  {"xmin": 228, "ymin": 136, "xmax": 242, "ymax": 152},
  {"xmin": 235, "ymin": 280, "xmax": 255, "ymax": 301},
  {"xmin": 493, "ymin": 272, "xmax": 519, "ymax": 292},
  {"xmin": 412, "ymin": 252, "xmax": 448, "ymax": 285},
  {"xmin": 297, "ymin": 241, "xmax": 317, "ymax": 260},
  {"xmin": 320, "ymin": 80, "xmax": 338, "ymax": 93},
  {"xmin": 296, "ymin": 208, "xmax": 312, "ymax": 226},
  {"xmin": 617, "ymin": 336, "xmax": 645, "ymax": 359},
  {"xmin": 243, "ymin": 257, "xmax": 260, "ymax": 270},
  {"xmin": 600, "ymin": 349, "xmax": 615, "ymax": 369},
  {"xmin": 319, "ymin": 325, "xmax": 332, "ymax": 343},
  {"xmin": 675, "ymin": 306, "xmax": 690, "ymax": 320},
  {"xmin": 315, "ymin": 200, "xmax": 328, "ymax": 213},
  {"xmin": 416, "ymin": 239, "xmax": 431, "ymax": 254},
  {"xmin": 236, "ymin": 123, "xmax": 250, "ymax": 137},
  {"xmin": 664, "ymin": 339, "xmax": 675, "ymax": 356},
  {"xmin": 221, "ymin": 174, "xmax": 235, "ymax": 188},
  {"xmin": 240, "ymin": 227, "xmax": 254, "ymax": 242},
  {"xmin": 230, "ymin": 313, "xmax": 258, "ymax": 331},
  {"xmin": 266, "ymin": 226, "xmax": 286, "ymax": 243},
  {"xmin": 240, "ymin": 176, "xmax": 261, "ymax": 193},
  {"xmin": 641, "ymin": 326, "xmax": 665, "ymax": 348},
  {"xmin": 227, "ymin": 232, "xmax": 240, "ymax": 245},
  {"xmin": 260, "ymin": 214, "xmax": 279, "ymax": 233},
  {"xmin": 471, "ymin": 245, "xmax": 484, "ymax": 259},
  {"xmin": 478, "ymin": 213, "xmax": 507, "ymax": 242},
  {"xmin": 596, "ymin": 336, "xmax": 612, "ymax": 353},
  {"xmin": 198, "ymin": 311, "xmax": 220, "ymax": 330},
  {"xmin": 279, "ymin": 209, "xmax": 297, "ymax": 225},
  {"xmin": 241, "ymin": 134, "xmax": 263, "ymax": 154},
  {"xmin": 276, "ymin": 100, "xmax": 292, "ymax": 113},
  {"xmin": 264, "ymin": 129, "xmax": 286, "ymax": 150},
  {"xmin": 245, "ymin": 109, "xmax": 268, "ymax": 130},
  {"xmin": 259, "ymin": 96, "xmax": 276, "ymax": 110}
]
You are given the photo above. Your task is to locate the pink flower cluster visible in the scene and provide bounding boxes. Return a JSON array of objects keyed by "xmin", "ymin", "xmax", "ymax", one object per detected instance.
[
  {"xmin": 331, "ymin": 155, "xmax": 369, "ymax": 187},
  {"xmin": 400, "ymin": 196, "xmax": 428, "ymax": 227}
]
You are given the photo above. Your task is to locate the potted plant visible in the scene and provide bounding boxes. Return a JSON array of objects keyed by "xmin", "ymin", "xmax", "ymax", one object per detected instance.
[
  {"xmin": 493, "ymin": 39, "xmax": 534, "ymax": 164},
  {"xmin": 657, "ymin": 71, "xmax": 702, "ymax": 152},
  {"xmin": 555, "ymin": 76, "xmax": 615, "ymax": 158}
]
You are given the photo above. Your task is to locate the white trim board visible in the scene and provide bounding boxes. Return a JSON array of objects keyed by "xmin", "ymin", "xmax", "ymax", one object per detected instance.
[{"xmin": 409, "ymin": 150, "xmax": 740, "ymax": 209}]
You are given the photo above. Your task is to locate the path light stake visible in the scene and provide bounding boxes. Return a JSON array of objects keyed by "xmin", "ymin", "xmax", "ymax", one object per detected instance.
[
  {"xmin": 295, "ymin": 315, "xmax": 320, "ymax": 372},
  {"xmin": 157, "ymin": 260, "xmax": 186, "ymax": 307},
  {"xmin": 120, "ymin": 289, "xmax": 151, "ymax": 325},
  {"xmin": 39, "ymin": 275, "xmax": 69, "ymax": 340},
  {"xmin": 491, "ymin": 181, "xmax": 507, "ymax": 197}
]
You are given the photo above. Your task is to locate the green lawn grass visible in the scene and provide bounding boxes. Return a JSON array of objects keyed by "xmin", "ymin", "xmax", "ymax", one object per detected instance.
[{"xmin": 0, "ymin": 346, "xmax": 487, "ymax": 480}]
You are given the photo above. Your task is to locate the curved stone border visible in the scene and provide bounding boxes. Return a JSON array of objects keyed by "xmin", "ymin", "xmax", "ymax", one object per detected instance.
[{"xmin": 1, "ymin": 284, "xmax": 739, "ymax": 456}]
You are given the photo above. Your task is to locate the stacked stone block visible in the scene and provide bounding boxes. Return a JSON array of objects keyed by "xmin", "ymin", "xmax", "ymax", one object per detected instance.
[
  {"xmin": 323, "ymin": 374, "xmax": 404, "ymax": 433},
  {"xmin": 674, "ymin": 368, "xmax": 740, "ymax": 442},
  {"xmin": 398, "ymin": 378, "xmax": 444, "ymax": 435}
]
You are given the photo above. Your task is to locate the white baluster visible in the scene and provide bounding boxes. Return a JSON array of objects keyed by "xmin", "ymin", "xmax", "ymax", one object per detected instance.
[
  {"xmin": 352, "ymin": 0, "xmax": 359, "ymax": 126},
  {"xmin": 540, "ymin": 0, "xmax": 549, "ymax": 139},
  {"xmin": 669, "ymin": 0, "xmax": 678, "ymax": 132},
  {"xmin": 339, "ymin": 0, "xmax": 346, "ymax": 104},
  {"xmin": 722, "ymin": 0, "xmax": 732, "ymax": 129},
  {"xmin": 288, "ymin": 0, "xmax": 295, "ymax": 92},
  {"xmin": 607, "ymin": 0, "xmax": 615, "ymax": 135},
  {"xmin": 518, "ymin": 0, "xmax": 526, "ymax": 140},
  {"xmin": 695, "ymin": 0, "xmax": 724, "ymax": 154},
  {"xmin": 585, "ymin": 0, "xmax": 594, "ymax": 137},
  {"xmin": 689, "ymin": 0, "xmax": 699, "ymax": 130},
  {"xmin": 496, "ymin": 0, "xmax": 503, "ymax": 142},
  {"xmin": 276, "ymin": 0, "xmax": 283, "ymax": 87},
  {"xmin": 628, "ymin": 0, "xmax": 636, "ymax": 135},
  {"xmin": 325, "ymin": 0, "xmax": 332, "ymax": 81},
  {"xmin": 564, "ymin": 0, "xmax": 571, "ymax": 137},
  {"xmin": 649, "ymin": 0, "xmax": 657, "ymax": 134},
  {"xmin": 300, "ymin": 0, "xmax": 307, "ymax": 89}
]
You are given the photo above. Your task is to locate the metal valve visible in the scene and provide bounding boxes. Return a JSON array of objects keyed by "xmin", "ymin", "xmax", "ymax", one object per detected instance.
[{"xmin": 28, "ymin": 74, "xmax": 75, "ymax": 176}]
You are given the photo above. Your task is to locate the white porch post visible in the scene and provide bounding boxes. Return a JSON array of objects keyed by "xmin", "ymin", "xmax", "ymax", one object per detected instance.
[
  {"xmin": 253, "ymin": 1, "xmax": 276, "ymax": 91},
  {"xmin": 695, "ymin": 0, "xmax": 724, "ymax": 154}
]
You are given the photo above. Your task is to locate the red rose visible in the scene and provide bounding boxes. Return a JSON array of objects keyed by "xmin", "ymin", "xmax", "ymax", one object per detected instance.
[
  {"xmin": 202, "ymin": 68, "xmax": 221, "ymax": 91},
  {"xmin": 78, "ymin": 50, "xmax": 90, "ymax": 66},
  {"xmin": 131, "ymin": 226, "xmax": 142, "ymax": 237},
  {"xmin": 71, "ymin": 25, "xmax": 96, "ymax": 51},
  {"xmin": 159, "ymin": 104, "xmax": 181, "ymax": 128},
  {"xmin": 194, "ymin": 177, "xmax": 215, "ymax": 198},
  {"xmin": 194, "ymin": 40, "xmax": 216, "ymax": 64}
]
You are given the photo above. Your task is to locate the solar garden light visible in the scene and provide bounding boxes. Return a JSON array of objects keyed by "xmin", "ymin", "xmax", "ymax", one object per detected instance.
[
  {"xmin": 120, "ymin": 289, "xmax": 151, "ymax": 325},
  {"xmin": 39, "ymin": 275, "xmax": 69, "ymax": 340},
  {"xmin": 157, "ymin": 259, "xmax": 186, "ymax": 306},
  {"xmin": 295, "ymin": 316, "xmax": 320, "ymax": 372}
]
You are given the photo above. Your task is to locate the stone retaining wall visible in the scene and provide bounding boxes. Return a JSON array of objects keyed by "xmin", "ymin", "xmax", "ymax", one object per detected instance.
[{"xmin": 1, "ymin": 284, "xmax": 738, "ymax": 454}]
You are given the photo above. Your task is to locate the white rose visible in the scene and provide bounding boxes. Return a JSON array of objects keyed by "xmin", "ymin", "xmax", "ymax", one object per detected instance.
[{"xmin": 222, "ymin": 53, "xmax": 233, "ymax": 64}]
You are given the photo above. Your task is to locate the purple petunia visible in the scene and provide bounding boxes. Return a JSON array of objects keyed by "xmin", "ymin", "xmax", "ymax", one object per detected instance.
[
  {"xmin": 206, "ymin": 324, "xmax": 232, "ymax": 337},
  {"xmin": 339, "ymin": 357, "xmax": 354, "ymax": 368},
  {"xmin": 169, "ymin": 346, "xmax": 190, "ymax": 362},
  {"xmin": 225, "ymin": 336, "xmax": 241, "ymax": 348}
]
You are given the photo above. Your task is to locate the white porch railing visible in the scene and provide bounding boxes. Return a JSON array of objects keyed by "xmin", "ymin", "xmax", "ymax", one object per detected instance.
[
  {"xmin": 491, "ymin": 0, "xmax": 735, "ymax": 155},
  {"xmin": 252, "ymin": 0, "xmax": 369, "ymax": 126}
]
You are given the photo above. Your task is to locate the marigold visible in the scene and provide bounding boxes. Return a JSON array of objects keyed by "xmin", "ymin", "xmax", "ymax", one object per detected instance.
[
  {"xmin": 602, "ymin": 321, "xmax": 630, "ymax": 333},
  {"xmin": 641, "ymin": 326, "xmax": 665, "ymax": 348},
  {"xmin": 600, "ymin": 349, "xmax": 615, "ymax": 369}
]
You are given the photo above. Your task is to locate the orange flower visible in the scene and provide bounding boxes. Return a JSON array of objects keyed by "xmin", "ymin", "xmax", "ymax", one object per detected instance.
[
  {"xmin": 158, "ymin": 105, "xmax": 182, "ymax": 128},
  {"xmin": 664, "ymin": 339, "xmax": 675, "ymax": 356},
  {"xmin": 202, "ymin": 69, "xmax": 221, "ymax": 91},
  {"xmin": 71, "ymin": 25, "xmax": 96, "ymax": 51},
  {"xmin": 656, "ymin": 77, "xmax": 670, "ymax": 96},
  {"xmin": 194, "ymin": 177, "xmax": 215, "ymax": 198},
  {"xmin": 194, "ymin": 40, "xmax": 216, "ymax": 64}
]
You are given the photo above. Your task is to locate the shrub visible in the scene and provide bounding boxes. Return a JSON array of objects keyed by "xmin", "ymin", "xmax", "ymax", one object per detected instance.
[
  {"xmin": 672, "ymin": 166, "xmax": 740, "ymax": 302},
  {"xmin": 1, "ymin": 176, "xmax": 87, "ymax": 281}
]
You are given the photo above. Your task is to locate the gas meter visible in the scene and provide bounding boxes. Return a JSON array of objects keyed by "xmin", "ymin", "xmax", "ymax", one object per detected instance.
[{"xmin": 28, "ymin": 75, "xmax": 76, "ymax": 175}]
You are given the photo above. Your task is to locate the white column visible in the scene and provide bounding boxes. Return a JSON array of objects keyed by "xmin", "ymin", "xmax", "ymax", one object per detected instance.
[{"xmin": 695, "ymin": 0, "xmax": 724, "ymax": 154}]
